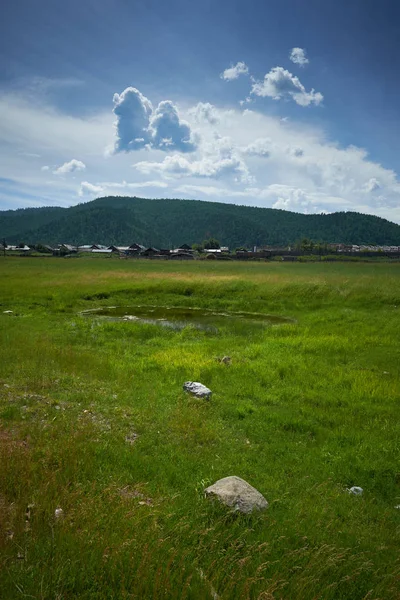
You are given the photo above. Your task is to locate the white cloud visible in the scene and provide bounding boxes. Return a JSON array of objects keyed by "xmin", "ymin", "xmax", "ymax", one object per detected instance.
[
  {"xmin": 112, "ymin": 87, "xmax": 153, "ymax": 152},
  {"xmin": 134, "ymin": 153, "xmax": 250, "ymax": 182},
  {"xmin": 239, "ymin": 97, "xmax": 253, "ymax": 107},
  {"xmin": 251, "ymin": 67, "xmax": 323, "ymax": 107},
  {"xmin": 134, "ymin": 134, "xmax": 252, "ymax": 183},
  {"xmin": 174, "ymin": 184, "xmax": 248, "ymax": 198},
  {"xmin": 20, "ymin": 152, "xmax": 41, "ymax": 158},
  {"xmin": 364, "ymin": 177, "xmax": 381, "ymax": 193},
  {"xmin": 112, "ymin": 87, "xmax": 197, "ymax": 154},
  {"xmin": 41, "ymin": 165, "xmax": 50, "ymax": 171},
  {"xmin": 271, "ymin": 187, "xmax": 313, "ymax": 212},
  {"xmin": 289, "ymin": 48, "xmax": 309, "ymax": 67},
  {"xmin": 288, "ymin": 146, "xmax": 304, "ymax": 157},
  {"xmin": 243, "ymin": 138, "xmax": 273, "ymax": 157},
  {"xmin": 53, "ymin": 159, "xmax": 86, "ymax": 175},
  {"xmin": 78, "ymin": 179, "xmax": 168, "ymax": 197},
  {"xmin": 0, "ymin": 93, "xmax": 112, "ymax": 157},
  {"xmin": 221, "ymin": 62, "xmax": 249, "ymax": 81},
  {"xmin": 148, "ymin": 101, "xmax": 197, "ymax": 153},
  {"xmin": 79, "ymin": 181, "xmax": 104, "ymax": 196},
  {"xmin": 188, "ymin": 102, "xmax": 219, "ymax": 125}
]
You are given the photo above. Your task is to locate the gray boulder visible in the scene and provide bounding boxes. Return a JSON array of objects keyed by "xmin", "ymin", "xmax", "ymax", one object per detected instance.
[
  {"xmin": 204, "ymin": 476, "xmax": 268, "ymax": 514},
  {"xmin": 347, "ymin": 486, "xmax": 363, "ymax": 496},
  {"xmin": 183, "ymin": 381, "xmax": 212, "ymax": 399}
]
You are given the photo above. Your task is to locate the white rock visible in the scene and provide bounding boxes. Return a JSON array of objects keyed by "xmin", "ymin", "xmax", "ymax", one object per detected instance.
[
  {"xmin": 3, "ymin": 310, "xmax": 13, "ymax": 314},
  {"xmin": 183, "ymin": 381, "xmax": 212, "ymax": 399},
  {"xmin": 204, "ymin": 476, "xmax": 268, "ymax": 514},
  {"xmin": 347, "ymin": 486, "xmax": 363, "ymax": 496},
  {"xmin": 54, "ymin": 508, "xmax": 64, "ymax": 519},
  {"xmin": 125, "ymin": 432, "xmax": 138, "ymax": 444}
]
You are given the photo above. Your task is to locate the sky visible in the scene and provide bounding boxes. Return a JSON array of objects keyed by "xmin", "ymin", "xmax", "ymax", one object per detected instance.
[{"xmin": 1, "ymin": 0, "xmax": 400, "ymax": 222}]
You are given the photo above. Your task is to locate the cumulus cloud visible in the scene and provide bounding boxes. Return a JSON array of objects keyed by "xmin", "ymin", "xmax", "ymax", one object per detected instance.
[
  {"xmin": 112, "ymin": 87, "xmax": 197, "ymax": 154},
  {"xmin": 53, "ymin": 159, "xmax": 86, "ymax": 175},
  {"xmin": 364, "ymin": 178, "xmax": 381, "ymax": 192},
  {"xmin": 271, "ymin": 187, "xmax": 313, "ymax": 212},
  {"xmin": 133, "ymin": 134, "xmax": 252, "ymax": 184},
  {"xmin": 220, "ymin": 61, "xmax": 249, "ymax": 81},
  {"xmin": 134, "ymin": 135, "xmax": 251, "ymax": 183},
  {"xmin": 289, "ymin": 48, "xmax": 309, "ymax": 67},
  {"xmin": 134, "ymin": 153, "xmax": 249, "ymax": 182},
  {"xmin": 79, "ymin": 181, "xmax": 104, "ymax": 196},
  {"xmin": 288, "ymin": 146, "xmax": 304, "ymax": 157},
  {"xmin": 188, "ymin": 102, "xmax": 219, "ymax": 125},
  {"xmin": 243, "ymin": 138, "xmax": 273, "ymax": 157},
  {"xmin": 112, "ymin": 87, "xmax": 153, "ymax": 152},
  {"xmin": 148, "ymin": 101, "xmax": 197, "ymax": 153},
  {"xmin": 251, "ymin": 67, "xmax": 323, "ymax": 107}
]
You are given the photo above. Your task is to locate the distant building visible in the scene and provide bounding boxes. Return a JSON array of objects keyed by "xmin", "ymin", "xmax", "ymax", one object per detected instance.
[
  {"xmin": 170, "ymin": 251, "xmax": 194, "ymax": 260},
  {"xmin": 108, "ymin": 245, "xmax": 130, "ymax": 253},
  {"xmin": 6, "ymin": 245, "xmax": 31, "ymax": 252},
  {"xmin": 142, "ymin": 247, "xmax": 160, "ymax": 257},
  {"xmin": 78, "ymin": 244, "xmax": 101, "ymax": 252},
  {"xmin": 128, "ymin": 243, "xmax": 146, "ymax": 252},
  {"xmin": 59, "ymin": 244, "xmax": 77, "ymax": 253}
]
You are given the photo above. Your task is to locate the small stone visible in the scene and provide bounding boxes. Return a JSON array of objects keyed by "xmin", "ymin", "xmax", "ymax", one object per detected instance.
[
  {"xmin": 183, "ymin": 381, "xmax": 212, "ymax": 399},
  {"xmin": 204, "ymin": 476, "xmax": 268, "ymax": 514},
  {"xmin": 221, "ymin": 356, "xmax": 231, "ymax": 365},
  {"xmin": 125, "ymin": 432, "xmax": 138, "ymax": 445},
  {"xmin": 3, "ymin": 310, "xmax": 13, "ymax": 314},
  {"xmin": 347, "ymin": 486, "xmax": 363, "ymax": 496},
  {"xmin": 394, "ymin": 505, "xmax": 400, "ymax": 509},
  {"xmin": 54, "ymin": 508, "xmax": 64, "ymax": 519}
]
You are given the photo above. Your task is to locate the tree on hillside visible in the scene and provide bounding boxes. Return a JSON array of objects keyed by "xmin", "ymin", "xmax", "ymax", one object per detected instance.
[
  {"xmin": 203, "ymin": 238, "xmax": 220, "ymax": 249},
  {"xmin": 300, "ymin": 238, "xmax": 314, "ymax": 252}
]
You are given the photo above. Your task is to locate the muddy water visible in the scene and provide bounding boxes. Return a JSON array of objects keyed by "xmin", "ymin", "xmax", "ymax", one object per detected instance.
[{"xmin": 81, "ymin": 305, "xmax": 294, "ymax": 331}]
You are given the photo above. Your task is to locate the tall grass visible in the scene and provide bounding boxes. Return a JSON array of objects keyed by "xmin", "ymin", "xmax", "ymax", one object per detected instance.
[{"xmin": 1, "ymin": 257, "xmax": 400, "ymax": 598}]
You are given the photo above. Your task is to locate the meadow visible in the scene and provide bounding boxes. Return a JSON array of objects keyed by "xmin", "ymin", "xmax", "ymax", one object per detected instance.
[{"xmin": 0, "ymin": 256, "xmax": 399, "ymax": 599}]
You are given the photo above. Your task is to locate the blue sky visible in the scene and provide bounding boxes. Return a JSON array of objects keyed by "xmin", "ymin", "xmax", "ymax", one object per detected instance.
[{"xmin": 1, "ymin": 0, "xmax": 400, "ymax": 221}]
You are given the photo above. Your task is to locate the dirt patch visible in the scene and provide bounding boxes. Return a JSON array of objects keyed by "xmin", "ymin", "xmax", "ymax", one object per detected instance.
[
  {"xmin": 118, "ymin": 486, "xmax": 153, "ymax": 506},
  {"xmin": 0, "ymin": 428, "xmax": 29, "ymax": 450}
]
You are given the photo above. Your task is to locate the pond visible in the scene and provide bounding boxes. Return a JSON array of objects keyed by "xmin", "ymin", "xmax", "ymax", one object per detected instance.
[{"xmin": 81, "ymin": 305, "xmax": 294, "ymax": 331}]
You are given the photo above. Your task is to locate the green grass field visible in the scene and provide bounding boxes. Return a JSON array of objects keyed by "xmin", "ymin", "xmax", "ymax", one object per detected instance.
[{"xmin": 1, "ymin": 256, "xmax": 400, "ymax": 599}]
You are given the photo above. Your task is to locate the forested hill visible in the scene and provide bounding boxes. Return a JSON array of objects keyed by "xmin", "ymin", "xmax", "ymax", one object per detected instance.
[{"xmin": 1, "ymin": 196, "xmax": 400, "ymax": 247}]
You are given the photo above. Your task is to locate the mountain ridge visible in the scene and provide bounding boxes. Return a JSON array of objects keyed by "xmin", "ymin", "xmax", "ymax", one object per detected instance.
[{"xmin": 1, "ymin": 196, "xmax": 399, "ymax": 247}]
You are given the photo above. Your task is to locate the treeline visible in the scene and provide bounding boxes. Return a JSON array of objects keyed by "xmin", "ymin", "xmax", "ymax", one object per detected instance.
[{"xmin": 1, "ymin": 196, "xmax": 400, "ymax": 247}]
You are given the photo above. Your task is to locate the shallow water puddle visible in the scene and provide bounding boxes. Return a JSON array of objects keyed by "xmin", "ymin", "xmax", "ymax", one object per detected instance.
[{"xmin": 81, "ymin": 305, "xmax": 294, "ymax": 331}]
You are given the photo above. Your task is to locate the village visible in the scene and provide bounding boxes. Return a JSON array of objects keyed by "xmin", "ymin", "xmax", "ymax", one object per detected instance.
[{"xmin": 2, "ymin": 241, "xmax": 400, "ymax": 259}]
